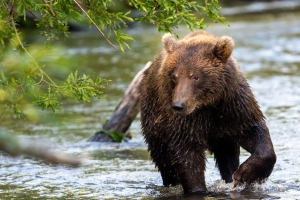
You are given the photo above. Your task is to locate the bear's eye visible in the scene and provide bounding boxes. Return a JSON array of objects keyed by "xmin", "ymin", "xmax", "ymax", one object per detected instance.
[
  {"xmin": 171, "ymin": 74, "xmax": 177, "ymax": 82},
  {"xmin": 193, "ymin": 76, "xmax": 200, "ymax": 81}
]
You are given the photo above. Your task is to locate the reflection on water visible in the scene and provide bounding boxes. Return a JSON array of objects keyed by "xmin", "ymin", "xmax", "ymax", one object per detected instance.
[{"xmin": 1, "ymin": 9, "xmax": 300, "ymax": 200}]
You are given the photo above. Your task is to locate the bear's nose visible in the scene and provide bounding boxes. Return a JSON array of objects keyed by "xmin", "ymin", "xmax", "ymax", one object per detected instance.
[{"xmin": 172, "ymin": 101, "xmax": 186, "ymax": 112}]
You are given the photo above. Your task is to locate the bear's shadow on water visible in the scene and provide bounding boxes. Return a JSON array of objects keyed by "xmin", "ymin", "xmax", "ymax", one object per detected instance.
[{"xmin": 154, "ymin": 189, "xmax": 280, "ymax": 200}]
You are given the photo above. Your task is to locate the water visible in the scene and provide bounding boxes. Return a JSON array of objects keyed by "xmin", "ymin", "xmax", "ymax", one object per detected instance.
[{"xmin": 1, "ymin": 9, "xmax": 300, "ymax": 200}]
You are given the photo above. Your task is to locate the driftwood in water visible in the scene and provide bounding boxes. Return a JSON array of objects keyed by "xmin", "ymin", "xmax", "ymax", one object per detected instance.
[
  {"xmin": 0, "ymin": 128, "xmax": 81, "ymax": 167},
  {"xmin": 88, "ymin": 61, "xmax": 152, "ymax": 142}
]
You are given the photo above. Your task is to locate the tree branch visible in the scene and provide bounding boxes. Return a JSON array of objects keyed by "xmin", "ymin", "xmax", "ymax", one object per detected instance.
[
  {"xmin": 73, "ymin": 0, "xmax": 116, "ymax": 50},
  {"xmin": 42, "ymin": 0, "xmax": 56, "ymax": 17},
  {"xmin": 9, "ymin": 8, "xmax": 58, "ymax": 87},
  {"xmin": 0, "ymin": 129, "xmax": 82, "ymax": 167}
]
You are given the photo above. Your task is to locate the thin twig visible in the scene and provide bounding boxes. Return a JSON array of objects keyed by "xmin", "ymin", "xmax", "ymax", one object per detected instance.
[
  {"xmin": 27, "ymin": 9, "xmax": 41, "ymax": 20},
  {"xmin": 36, "ymin": 72, "xmax": 44, "ymax": 85},
  {"xmin": 42, "ymin": 0, "xmax": 56, "ymax": 17},
  {"xmin": 2, "ymin": 1, "xmax": 11, "ymax": 24},
  {"xmin": 8, "ymin": 4, "xmax": 58, "ymax": 87},
  {"xmin": 73, "ymin": 0, "xmax": 116, "ymax": 49},
  {"xmin": 9, "ymin": 0, "xmax": 14, "ymax": 16},
  {"xmin": 11, "ymin": 20, "xmax": 57, "ymax": 87}
]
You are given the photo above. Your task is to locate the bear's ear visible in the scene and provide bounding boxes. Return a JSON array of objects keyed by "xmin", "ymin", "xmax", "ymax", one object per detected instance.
[
  {"xmin": 213, "ymin": 36, "xmax": 234, "ymax": 62},
  {"xmin": 162, "ymin": 33, "xmax": 177, "ymax": 54}
]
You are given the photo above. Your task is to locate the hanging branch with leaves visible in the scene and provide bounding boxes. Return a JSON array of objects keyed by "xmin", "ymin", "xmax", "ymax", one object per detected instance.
[{"xmin": 0, "ymin": 0, "xmax": 226, "ymax": 118}]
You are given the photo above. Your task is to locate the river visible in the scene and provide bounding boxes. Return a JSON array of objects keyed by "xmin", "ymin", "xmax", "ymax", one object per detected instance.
[{"xmin": 0, "ymin": 7, "xmax": 300, "ymax": 200}]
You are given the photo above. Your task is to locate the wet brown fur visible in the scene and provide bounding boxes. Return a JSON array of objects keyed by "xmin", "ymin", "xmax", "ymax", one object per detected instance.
[{"xmin": 140, "ymin": 31, "xmax": 276, "ymax": 194}]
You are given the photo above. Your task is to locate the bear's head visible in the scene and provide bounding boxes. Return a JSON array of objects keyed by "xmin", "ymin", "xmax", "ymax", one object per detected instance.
[{"xmin": 161, "ymin": 31, "xmax": 235, "ymax": 116}]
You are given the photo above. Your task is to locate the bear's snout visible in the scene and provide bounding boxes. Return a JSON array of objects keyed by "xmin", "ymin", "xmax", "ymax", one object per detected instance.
[{"xmin": 172, "ymin": 101, "xmax": 186, "ymax": 112}]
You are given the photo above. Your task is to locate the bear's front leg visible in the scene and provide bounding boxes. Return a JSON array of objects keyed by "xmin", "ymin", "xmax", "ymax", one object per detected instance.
[
  {"xmin": 158, "ymin": 163, "xmax": 180, "ymax": 186},
  {"xmin": 178, "ymin": 149, "xmax": 207, "ymax": 194},
  {"xmin": 212, "ymin": 138, "xmax": 240, "ymax": 183},
  {"xmin": 233, "ymin": 121, "xmax": 276, "ymax": 187}
]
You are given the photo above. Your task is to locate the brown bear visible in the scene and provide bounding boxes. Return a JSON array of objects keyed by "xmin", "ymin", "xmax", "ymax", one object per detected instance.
[{"xmin": 139, "ymin": 31, "xmax": 276, "ymax": 194}]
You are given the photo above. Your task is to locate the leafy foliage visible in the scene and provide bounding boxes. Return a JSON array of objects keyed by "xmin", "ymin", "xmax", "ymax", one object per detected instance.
[
  {"xmin": 0, "ymin": 44, "xmax": 109, "ymax": 118},
  {"xmin": 130, "ymin": 0, "xmax": 227, "ymax": 33},
  {"xmin": 0, "ymin": 0, "xmax": 226, "ymax": 119}
]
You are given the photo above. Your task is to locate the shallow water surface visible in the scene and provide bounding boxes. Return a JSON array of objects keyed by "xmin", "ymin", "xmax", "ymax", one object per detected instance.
[{"xmin": 1, "ymin": 11, "xmax": 300, "ymax": 199}]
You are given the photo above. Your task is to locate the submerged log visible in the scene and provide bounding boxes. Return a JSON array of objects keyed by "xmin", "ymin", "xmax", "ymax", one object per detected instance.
[
  {"xmin": 0, "ymin": 128, "xmax": 82, "ymax": 167},
  {"xmin": 88, "ymin": 61, "xmax": 152, "ymax": 142}
]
